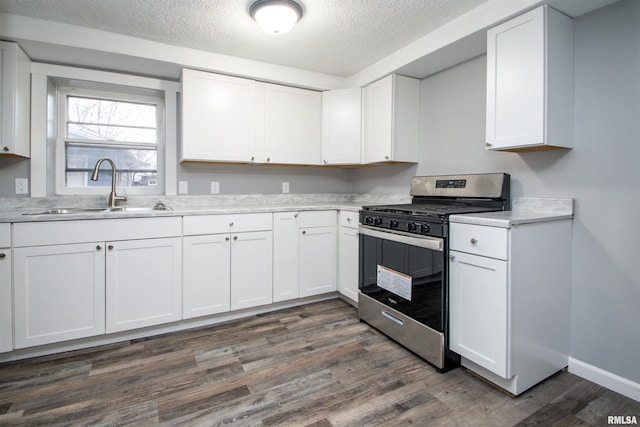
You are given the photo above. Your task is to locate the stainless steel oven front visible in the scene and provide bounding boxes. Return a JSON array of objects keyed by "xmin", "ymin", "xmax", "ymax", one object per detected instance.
[{"xmin": 358, "ymin": 225, "xmax": 458, "ymax": 371}]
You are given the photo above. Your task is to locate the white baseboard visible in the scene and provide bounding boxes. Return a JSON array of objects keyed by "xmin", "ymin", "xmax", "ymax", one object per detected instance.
[{"xmin": 569, "ymin": 357, "xmax": 640, "ymax": 402}]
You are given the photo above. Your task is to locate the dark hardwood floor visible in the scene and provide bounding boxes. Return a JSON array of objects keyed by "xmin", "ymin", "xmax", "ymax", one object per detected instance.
[{"xmin": 0, "ymin": 299, "xmax": 637, "ymax": 426}]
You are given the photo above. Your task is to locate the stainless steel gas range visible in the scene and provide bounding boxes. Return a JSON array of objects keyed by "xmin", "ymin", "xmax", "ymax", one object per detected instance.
[{"xmin": 358, "ymin": 173, "xmax": 510, "ymax": 372}]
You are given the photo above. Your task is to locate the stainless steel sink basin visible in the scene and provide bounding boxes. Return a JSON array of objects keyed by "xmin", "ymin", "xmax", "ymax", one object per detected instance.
[{"xmin": 23, "ymin": 205, "xmax": 168, "ymax": 215}]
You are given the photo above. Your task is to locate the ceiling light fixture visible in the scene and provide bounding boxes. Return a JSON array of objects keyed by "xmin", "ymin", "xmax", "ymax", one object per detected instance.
[{"xmin": 249, "ymin": 0, "xmax": 303, "ymax": 35}]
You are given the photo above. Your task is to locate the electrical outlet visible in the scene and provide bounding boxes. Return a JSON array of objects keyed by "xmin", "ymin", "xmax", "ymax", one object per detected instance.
[
  {"xmin": 15, "ymin": 178, "xmax": 28, "ymax": 195},
  {"xmin": 211, "ymin": 181, "xmax": 220, "ymax": 194},
  {"xmin": 282, "ymin": 182, "xmax": 289, "ymax": 194},
  {"xmin": 178, "ymin": 181, "xmax": 189, "ymax": 194}
]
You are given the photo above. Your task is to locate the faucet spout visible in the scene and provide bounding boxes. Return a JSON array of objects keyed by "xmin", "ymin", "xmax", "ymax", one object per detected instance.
[{"xmin": 91, "ymin": 157, "xmax": 128, "ymax": 208}]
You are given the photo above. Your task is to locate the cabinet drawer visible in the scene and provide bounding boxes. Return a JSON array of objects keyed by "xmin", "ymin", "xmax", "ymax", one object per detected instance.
[
  {"xmin": 338, "ymin": 210, "xmax": 359, "ymax": 229},
  {"xmin": 450, "ymin": 223, "xmax": 508, "ymax": 260},
  {"xmin": 183, "ymin": 213, "xmax": 272, "ymax": 235},
  {"xmin": 13, "ymin": 217, "xmax": 182, "ymax": 247},
  {"xmin": 0, "ymin": 224, "xmax": 10, "ymax": 248},
  {"xmin": 299, "ymin": 210, "xmax": 336, "ymax": 228}
]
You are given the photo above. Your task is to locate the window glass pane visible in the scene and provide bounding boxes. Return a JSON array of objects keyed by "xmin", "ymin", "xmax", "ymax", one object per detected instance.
[
  {"xmin": 65, "ymin": 142, "xmax": 157, "ymax": 188},
  {"xmin": 67, "ymin": 96, "xmax": 157, "ymax": 143}
]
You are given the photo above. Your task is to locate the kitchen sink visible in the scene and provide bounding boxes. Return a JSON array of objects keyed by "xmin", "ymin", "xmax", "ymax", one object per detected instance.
[{"xmin": 23, "ymin": 205, "xmax": 168, "ymax": 215}]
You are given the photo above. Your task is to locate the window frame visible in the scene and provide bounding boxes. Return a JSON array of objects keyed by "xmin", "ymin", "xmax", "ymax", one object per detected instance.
[{"xmin": 55, "ymin": 85, "xmax": 165, "ymax": 196}]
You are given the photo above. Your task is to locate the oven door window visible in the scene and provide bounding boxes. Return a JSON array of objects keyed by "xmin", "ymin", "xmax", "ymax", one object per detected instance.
[{"xmin": 359, "ymin": 233, "xmax": 444, "ymax": 331}]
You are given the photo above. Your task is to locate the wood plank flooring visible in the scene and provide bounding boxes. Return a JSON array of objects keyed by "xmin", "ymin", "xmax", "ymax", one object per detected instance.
[{"xmin": 0, "ymin": 299, "xmax": 638, "ymax": 426}]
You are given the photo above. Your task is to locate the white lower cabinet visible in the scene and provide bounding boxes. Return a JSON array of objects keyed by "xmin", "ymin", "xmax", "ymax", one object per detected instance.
[
  {"xmin": 13, "ymin": 242, "xmax": 106, "ymax": 348},
  {"xmin": 183, "ymin": 234, "xmax": 231, "ymax": 319},
  {"xmin": 106, "ymin": 237, "xmax": 182, "ymax": 333},
  {"xmin": 182, "ymin": 213, "xmax": 273, "ymax": 317},
  {"xmin": 337, "ymin": 211, "xmax": 359, "ymax": 304},
  {"xmin": 230, "ymin": 231, "xmax": 273, "ymax": 310},
  {"xmin": 273, "ymin": 212, "xmax": 300, "ymax": 302},
  {"xmin": 449, "ymin": 219, "xmax": 572, "ymax": 395},
  {"xmin": 299, "ymin": 211, "xmax": 337, "ymax": 298},
  {"xmin": 449, "ymin": 251, "xmax": 509, "ymax": 377},
  {"xmin": 0, "ymin": 224, "xmax": 12, "ymax": 352},
  {"xmin": 12, "ymin": 217, "xmax": 182, "ymax": 348}
]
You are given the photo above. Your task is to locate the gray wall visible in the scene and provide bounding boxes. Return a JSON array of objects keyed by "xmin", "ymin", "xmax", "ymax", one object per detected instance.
[
  {"xmin": 0, "ymin": 157, "xmax": 29, "ymax": 198},
  {"xmin": 353, "ymin": 0, "xmax": 640, "ymax": 384},
  {"xmin": 178, "ymin": 163, "xmax": 352, "ymax": 195}
]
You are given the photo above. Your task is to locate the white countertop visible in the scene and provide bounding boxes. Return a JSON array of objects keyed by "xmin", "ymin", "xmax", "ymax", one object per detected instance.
[
  {"xmin": 0, "ymin": 193, "xmax": 411, "ymax": 223},
  {"xmin": 450, "ymin": 197, "xmax": 574, "ymax": 228}
]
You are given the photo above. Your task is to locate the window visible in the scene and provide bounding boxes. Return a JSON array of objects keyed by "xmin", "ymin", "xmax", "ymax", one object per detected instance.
[{"xmin": 57, "ymin": 86, "xmax": 164, "ymax": 195}]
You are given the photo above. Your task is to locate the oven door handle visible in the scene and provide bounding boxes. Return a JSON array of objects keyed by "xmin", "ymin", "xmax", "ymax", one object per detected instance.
[{"xmin": 358, "ymin": 225, "xmax": 443, "ymax": 251}]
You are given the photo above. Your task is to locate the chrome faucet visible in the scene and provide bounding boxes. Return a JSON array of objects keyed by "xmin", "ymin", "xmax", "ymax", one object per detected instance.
[{"xmin": 91, "ymin": 157, "xmax": 128, "ymax": 208}]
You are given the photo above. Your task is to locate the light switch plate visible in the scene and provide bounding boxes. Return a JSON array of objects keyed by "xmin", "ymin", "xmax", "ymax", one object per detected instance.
[
  {"xmin": 15, "ymin": 178, "xmax": 28, "ymax": 195},
  {"xmin": 211, "ymin": 181, "xmax": 220, "ymax": 194}
]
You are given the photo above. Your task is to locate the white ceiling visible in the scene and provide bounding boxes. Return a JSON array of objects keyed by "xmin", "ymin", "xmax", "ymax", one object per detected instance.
[
  {"xmin": 0, "ymin": 0, "xmax": 492, "ymax": 77},
  {"xmin": 0, "ymin": 0, "xmax": 620, "ymax": 87}
]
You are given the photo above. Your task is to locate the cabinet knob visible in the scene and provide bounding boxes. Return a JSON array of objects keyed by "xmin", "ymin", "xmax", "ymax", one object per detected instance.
[
  {"xmin": 470, "ymin": 238, "xmax": 477, "ymax": 245},
  {"xmin": 233, "ymin": 235, "xmax": 238, "ymax": 241},
  {"xmin": 324, "ymin": 160, "xmax": 327, "ymax": 164},
  {"xmin": 449, "ymin": 255, "xmax": 455, "ymax": 261},
  {"xmin": 385, "ymin": 155, "xmax": 390, "ymax": 160},
  {"xmin": 2, "ymin": 147, "xmax": 9, "ymax": 152},
  {"xmin": 485, "ymin": 142, "xmax": 492, "ymax": 148},
  {"xmin": 302, "ymin": 230, "xmax": 306, "ymax": 235},
  {"xmin": 347, "ymin": 217, "xmax": 351, "ymax": 222},
  {"xmin": 108, "ymin": 245, "xmax": 114, "ymax": 250},
  {"xmin": 251, "ymin": 156, "xmax": 255, "ymax": 161},
  {"xmin": 294, "ymin": 213, "xmax": 298, "ymax": 218},
  {"xmin": 229, "ymin": 221, "xmax": 234, "ymax": 227},
  {"xmin": 96, "ymin": 245, "xmax": 102, "ymax": 251},
  {"xmin": 267, "ymin": 157, "xmax": 270, "ymax": 162},
  {"xmin": 0, "ymin": 253, "xmax": 6, "ymax": 259},
  {"xmin": 225, "ymin": 237, "xmax": 230, "ymax": 241}
]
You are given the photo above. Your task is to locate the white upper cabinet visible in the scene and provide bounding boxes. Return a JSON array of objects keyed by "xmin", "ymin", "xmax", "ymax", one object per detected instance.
[
  {"xmin": 321, "ymin": 88, "xmax": 362, "ymax": 165},
  {"xmin": 264, "ymin": 83, "xmax": 322, "ymax": 165},
  {"xmin": 181, "ymin": 69, "xmax": 264, "ymax": 163},
  {"xmin": 363, "ymin": 74, "xmax": 420, "ymax": 164},
  {"xmin": 0, "ymin": 41, "xmax": 31, "ymax": 158},
  {"xmin": 485, "ymin": 5, "xmax": 573, "ymax": 152}
]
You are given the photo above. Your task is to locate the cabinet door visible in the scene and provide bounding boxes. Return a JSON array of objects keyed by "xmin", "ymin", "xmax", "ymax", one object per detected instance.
[
  {"xmin": 0, "ymin": 249, "xmax": 13, "ymax": 352},
  {"xmin": 337, "ymin": 225, "xmax": 359, "ymax": 303},
  {"xmin": 363, "ymin": 76, "xmax": 393, "ymax": 163},
  {"xmin": 273, "ymin": 212, "xmax": 300, "ymax": 302},
  {"xmin": 181, "ymin": 69, "xmax": 263, "ymax": 162},
  {"xmin": 13, "ymin": 243, "xmax": 106, "ymax": 348},
  {"xmin": 231, "ymin": 231, "xmax": 273, "ymax": 310},
  {"xmin": 486, "ymin": 6, "xmax": 573, "ymax": 151},
  {"xmin": 449, "ymin": 250, "xmax": 510, "ymax": 378},
  {"xmin": 300, "ymin": 226, "xmax": 337, "ymax": 297},
  {"xmin": 321, "ymin": 88, "xmax": 362, "ymax": 165},
  {"xmin": 264, "ymin": 84, "xmax": 321, "ymax": 165},
  {"xmin": 106, "ymin": 237, "xmax": 182, "ymax": 333},
  {"xmin": 183, "ymin": 234, "xmax": 231, "ymax": 319},
  {"xmin": 0, "ymin": 41, "xmax": 31, "ymax": 158}
]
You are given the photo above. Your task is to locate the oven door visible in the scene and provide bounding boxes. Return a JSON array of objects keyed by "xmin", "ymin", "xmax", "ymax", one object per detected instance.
[{"xmin": 358, "ymin": 225, "xmax": 445, "ymax": 332}]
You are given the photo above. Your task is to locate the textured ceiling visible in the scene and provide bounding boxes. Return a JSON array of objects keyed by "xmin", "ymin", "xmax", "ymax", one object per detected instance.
[{"xmin": 0, "ymin": 0, "xmax": 489, "ymax": 77}]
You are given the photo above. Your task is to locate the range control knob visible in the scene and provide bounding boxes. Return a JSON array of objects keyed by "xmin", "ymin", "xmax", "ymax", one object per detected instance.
[
  {"xmin": 408, "ymin": 222, "xmax": 418, "ymax": 231},
  {"xmin": 374, "ymin": 217, "xmax": 383, "ymax": 225},
  {"xmin": 390, "ymin": 219, "xmax": 399, "ymax": 228},
  {"xmin": 365, "ymin": 216, "xmax": 374, "ymax": 225},
  {"xmin": 421, "ymin": 223, "xmax": 430, "ymax": 234}
]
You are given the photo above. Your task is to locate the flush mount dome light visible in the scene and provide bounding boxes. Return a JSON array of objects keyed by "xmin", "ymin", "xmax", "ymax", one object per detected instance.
[{"xmin": 249, "ymin": 0, "xmax": 303, "ymax": 34}]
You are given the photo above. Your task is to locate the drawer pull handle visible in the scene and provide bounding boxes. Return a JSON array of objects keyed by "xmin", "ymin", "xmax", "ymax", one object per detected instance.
[
  {"xmin": 108, "ymin": 245, "xmax": 114, "ymax": 250},
  {"xmin": 0, "ymin": 253, "xmax": 6, "ymax": 259},
  {"xmin": 229, "ymin": 222, "xmax": 234, "ymax": 227},
  {"xmin": 470, "ymin": 238, "xmax": 477, "ymax": 245},
  {"xmin": 381, "ymin": 309, "xmax": 404, "ymax": 326}
]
